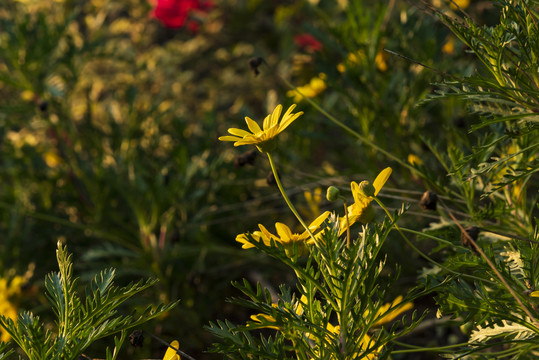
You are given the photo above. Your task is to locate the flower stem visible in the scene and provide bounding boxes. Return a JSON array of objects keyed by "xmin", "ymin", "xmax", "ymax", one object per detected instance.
[
  {"xmin": 373, "ymin": 197, "xmax": 494, "ymax": 284},
  {"xmin": 343, "ymin": 201, "xmax": 350, "ymax": 248},
  {"xmin": 267, "ymin": 64, "xmax": 415, "ymax": 173},
  {"xmin": 267, "ymin": 153, "xmax": 316, "ymax": 242}
]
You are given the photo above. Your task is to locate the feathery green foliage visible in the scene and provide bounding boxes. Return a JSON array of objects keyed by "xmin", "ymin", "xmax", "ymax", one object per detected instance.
[{"xmin": 0, "ymin": 242, "xmax": 177, "ymax": 360}]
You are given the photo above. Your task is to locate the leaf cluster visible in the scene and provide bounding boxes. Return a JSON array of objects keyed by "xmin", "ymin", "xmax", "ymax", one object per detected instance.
[
  {"xmin": 208, "ymin": 209, "xmax": 425, "ymax": 359},
  {"xmin": 0, "ymin": 242, "xmax": 177, "ymax": 360}
]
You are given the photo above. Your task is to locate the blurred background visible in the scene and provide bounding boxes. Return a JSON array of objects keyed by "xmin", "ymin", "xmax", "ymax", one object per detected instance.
[{"xmin": 0, "ymin": 0, "xmax": 513, "ymax": 358}]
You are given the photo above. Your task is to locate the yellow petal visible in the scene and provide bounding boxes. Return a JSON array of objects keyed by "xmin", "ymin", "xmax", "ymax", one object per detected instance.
[
  {"xmin": 163, "ymin": 340, "xmax": 181, "ymax": 360},
  {"xmin": 236, "ymin": 233, "xmax": 255, "ymax": 249},
  {"xmin": 228, "ymin": 128, "xmax": 251, "ymax": 137},
  {"xmin": 278, "ymin": 111, "xmax": 303, "ymax": 133},
  {"xmin": 245, "ymin": 117, "xmax": 262, "ymax": 134},
  {"xmin": 530, "ymin": 291, "xmax": 539, "ymax": 297},
  {"xmin": 282, "ymin": 104, "xmax": 297, "ymax": 120},
  {"xmin": 275, "ymin": 222, "xmax": 293, "ymax": 243},
  {"xmin": 258, "ymin": 224, "xmax": 276, "ymax": 246},
  {"xmin": 350, "ymin": 181, "xmax": 362, "ymax": 203},
  {"xmin": 267, "ymin": 104, "xmax": 283, "ymax": 130},
  {"xmin": 218, "ymin": 135, "xmax": 242, "ymax": 142},
  {"xmin": 373, "ymin": 167, "xmax": 392, "ymax": 196},
  {"xmin": 308, "ymin": 211, "xmax": 330, "ymax": 232}
]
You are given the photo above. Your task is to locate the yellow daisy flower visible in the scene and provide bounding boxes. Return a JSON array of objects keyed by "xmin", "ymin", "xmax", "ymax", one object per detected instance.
[
  {"xmin": 236, "ymin": 211, "xmax": 330, "ymax": 255},
  {"xmin": 219, "ymin": 104, "xmax": 303, "ymax": 153},
  {"xmin": 339, "ymin": 167, "xmax": 392, "ymax": 235}
]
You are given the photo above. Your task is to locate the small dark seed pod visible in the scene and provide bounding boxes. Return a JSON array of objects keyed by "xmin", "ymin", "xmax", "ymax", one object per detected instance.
[
  {"xmin": 420, "ymin": 191, "xmax": 438, "ymax": 211},
  {"xmin": 129, "ymin": 330, "xmax": 144, "ymax": 347},
  {"xmin": 38, "ymin": 100, "xmax": 49, "ymax": 113},
  {"xmin": 461, "ymin": 226, "xmax": 480, "ymax": 255},
  {"xmin": 234, "ymin": 150, "xmax": 258, "ymax": 167},
  {"xmin": 266, "ymin": 171, "xmax": 277, "ymax": 187}
]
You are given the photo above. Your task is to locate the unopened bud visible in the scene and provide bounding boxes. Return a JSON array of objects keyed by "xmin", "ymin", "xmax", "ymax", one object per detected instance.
[
  {"xmin": 358, "ymin": 181, "xmax": 375, "ymax": 197},
  {"xmin": 129, "ymin": 330, "xmax": 144, "ymax": 347},
  {"xmin": 326, "ymin": 186, "xmax": 340, "ymax": 202}
]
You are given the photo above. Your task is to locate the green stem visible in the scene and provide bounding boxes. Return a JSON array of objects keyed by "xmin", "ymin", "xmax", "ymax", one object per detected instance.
[
  {"xmin": 373, "ymin": 197, "xmax": 494, "ymax": 284},
  {"xmin": 266, "ymin": 153, "xmax": 316, "ymax": 242},
  {"xmin": 343, "ymin": 201, "xmax": 350, "ymax": 248},
  {"xmin": 272, "ymin": 69, "xmax": 415, "ymax": 173},
  {"xmin": 391, "ymin": 340, "xmax": 470, "ymax": 354}
]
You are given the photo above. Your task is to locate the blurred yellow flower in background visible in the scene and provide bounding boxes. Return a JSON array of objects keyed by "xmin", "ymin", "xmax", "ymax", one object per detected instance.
[
  {"xmin": 301, "ymin": 187, "xmax": 323, "ymax": 219},
  {"xmin": 219, "ymin": 104, "xmax": 303, "ymax": 152},
  {"xmin": 407, "ymin": 154, "xmax": 423, "ymax": 166},
  {"xmin": 43, "ymin": 151, "xmax": 63, "ymax": 168},
  {"xmin": 450, "ymin": 0, "xmax": 470, "ymax": 10},
  {"xmin": 286, "ymin": 74, "xmax": 327, "ymax": 102},
  {"xmin": 375, "ymin": 51, "xmax": 388, "ymax": 72},
  {"xmin": 442, "ymin": 36, "xmax": 455, "ymax": 55},
  {"xmin": 337, "ymin": 49, "xmax": 388, "ymax": 73},
  {"xmin": 0, "ymin": 271, "xmax": 32, "ymax": 342}
]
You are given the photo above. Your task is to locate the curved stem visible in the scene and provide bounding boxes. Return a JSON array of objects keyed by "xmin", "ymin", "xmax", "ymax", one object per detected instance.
[
  {"xmin": 266, "ymin": 152, "xmax": 316, "ymax": 242},
  {"xmin": 373, "ymin": 197, "xmax": 494, "ymax": 284},
  {"xmin": 268, "ymin": 65, "xmax": 415, "ymax": 173}
]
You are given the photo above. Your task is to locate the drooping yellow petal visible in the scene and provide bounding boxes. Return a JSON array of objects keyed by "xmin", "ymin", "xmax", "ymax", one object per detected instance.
[
  {"xmin": 163, "ymin": 340, "xmax": 181, "ymax": 360},
  {"xmin": 218, "ymin": 135, "xmax": 242, "ymax": 142},
  {"xmin": 373, "ymin": 167, "xmax": 392, "ymax": 196}
]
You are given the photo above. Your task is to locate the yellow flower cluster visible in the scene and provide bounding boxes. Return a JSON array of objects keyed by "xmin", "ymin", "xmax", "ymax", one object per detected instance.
[
  {"xmin": 236, "ymin": 168, "xmax": 392, "ymax": 253},
  {"xmin": 337, "ymin": 49, "xmax": 388, "ymax": 73}
]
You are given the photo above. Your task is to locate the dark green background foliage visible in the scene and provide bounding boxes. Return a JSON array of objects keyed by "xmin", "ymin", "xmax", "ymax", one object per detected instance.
[{"xmin": 0, "ymin": 0, "xmax": 537, "ymax": 358}]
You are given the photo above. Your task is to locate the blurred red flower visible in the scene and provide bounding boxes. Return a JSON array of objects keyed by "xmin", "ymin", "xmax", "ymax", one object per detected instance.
[
  {"xmin": 152, "ymin": 0, "xmax": 213, "ymax": 31},
  {"xmin": 294, "ymin": 34, "xmax": 322, "ymax": 53}
]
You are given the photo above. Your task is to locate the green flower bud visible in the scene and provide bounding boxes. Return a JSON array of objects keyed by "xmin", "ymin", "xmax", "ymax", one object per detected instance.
[
  {"xmin": 326, "ymin": 186, "xmax": 340, "ymax": 202},
  {"xmin": 358, "ymin": 181, "xmax": 375, "ymax": 197}
]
